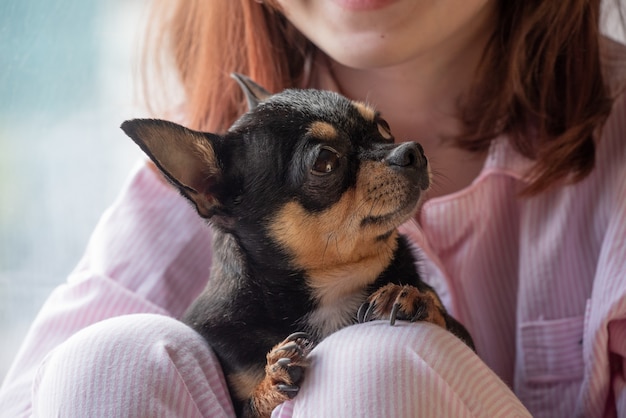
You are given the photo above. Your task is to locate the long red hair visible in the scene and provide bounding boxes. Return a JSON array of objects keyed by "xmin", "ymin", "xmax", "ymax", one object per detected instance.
[
  {"xmin": 143, "ymin": 0, "xmax": 621, "ymax": 194},
  {"xmin": 142, "ymin": 1, "xmax": 308, "ymax": 132}
]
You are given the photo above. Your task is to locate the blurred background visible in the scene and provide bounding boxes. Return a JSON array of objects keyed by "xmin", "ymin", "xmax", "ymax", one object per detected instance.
[
  {"xmin": 0, "ymin": 0, "xmax": 147, "ymax": 380},
  {"xmin": 1, "ymin": 0, "xmax": 625, "ymax": 386}
]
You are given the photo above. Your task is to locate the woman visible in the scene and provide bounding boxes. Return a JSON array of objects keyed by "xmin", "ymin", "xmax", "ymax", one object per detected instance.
[{"xmin": 1, "ymin": 0, "xmax": 624, "ymax": 416}]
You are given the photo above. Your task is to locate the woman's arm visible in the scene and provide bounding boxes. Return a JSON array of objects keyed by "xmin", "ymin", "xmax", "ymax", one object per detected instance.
[{"xmin": 0, "ymin": 161, "xmax": 214, "ymax": 416}]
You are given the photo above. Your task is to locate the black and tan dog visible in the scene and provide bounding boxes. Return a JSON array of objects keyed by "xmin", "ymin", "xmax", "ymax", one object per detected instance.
[{"xmin": 121, "ymin": 74, "xmax": 474, "ymax": 418}]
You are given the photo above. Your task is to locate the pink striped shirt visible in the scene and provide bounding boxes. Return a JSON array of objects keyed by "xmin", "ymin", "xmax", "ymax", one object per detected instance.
[
  {"xmin": 1, "ymin": 36, "xmax": 625, "ymax": 417},
  {"xmin": 400, "ymin": 37, "xmax": 626, "ymax": 416}
]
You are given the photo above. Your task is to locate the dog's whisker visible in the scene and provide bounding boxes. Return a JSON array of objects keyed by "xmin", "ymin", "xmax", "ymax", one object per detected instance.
[
  {"xmin": 428, "ymin": 167, "xmax": 452, "ymax": 196},
  {"xmin": 333, "ymin": 234, "xmax": 342, "ymax": 261},
  {"xmin": 365, "ymin": 197, "xmax": 381, "ymax": 219},
  {"xmin": 344, "ymin": 197, "xmax": 372, "ymax": 230}
]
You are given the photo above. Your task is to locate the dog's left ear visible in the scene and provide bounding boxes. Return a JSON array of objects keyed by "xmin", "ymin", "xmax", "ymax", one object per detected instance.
[
  {"xmin": 231, "ymin": 73, "xmax": 271, "ymax": 111},
  {"xmin": 121, "ymin": 119, "xmax": 223, "ymax": 219}
]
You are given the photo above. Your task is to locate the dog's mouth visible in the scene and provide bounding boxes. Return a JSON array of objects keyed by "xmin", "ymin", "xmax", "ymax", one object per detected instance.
[
  {"xmin": 360, "ymin": 196, "xmax": 421, "ymax": 231},
  {"xmin": 358, "ymin": 157, "xmax": 428, "ymax": 232}
]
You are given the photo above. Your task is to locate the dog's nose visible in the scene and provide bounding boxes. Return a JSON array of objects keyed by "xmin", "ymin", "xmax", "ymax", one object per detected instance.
[{"xmin": 385, "ymin": 142, "xmax": 426, "ymax": 169}]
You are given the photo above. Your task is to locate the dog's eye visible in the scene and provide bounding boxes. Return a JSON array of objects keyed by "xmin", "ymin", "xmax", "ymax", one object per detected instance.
[
  {"xmin": 312, "ymin": 146, "xmax": 341, "ymax": 175},
  {"xmin": 377, "ymin": 118, "xmax": 394, "ymax": 142}
]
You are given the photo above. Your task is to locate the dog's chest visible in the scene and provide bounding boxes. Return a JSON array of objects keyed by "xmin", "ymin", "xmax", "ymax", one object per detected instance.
[{"xmin": 304, "ymin": 291, "xmax": 365, "ymax": 340}]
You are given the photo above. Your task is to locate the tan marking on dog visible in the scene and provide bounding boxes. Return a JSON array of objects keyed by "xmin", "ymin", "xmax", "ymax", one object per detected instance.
[
  {"xmin": 132, "ymin": 122, "xmax": 221, "ymax": 218},
  {"xmin": 398, "ymin": 286, "xmax": 446, "ymax": 328},
  {"xmin": 232, "ymin": 336, "xmax": 310, "ymax": 417},
  {"xmin": 229, "ymin": 368, "xmax": 265, "ymax": 401},
  {"xmin": 250, "ymin": 375, "xmax": 291, "ymax": 418},
  {"xmin": 272, "ymin": 199, "xmax": 398, "ymax": 306},
  {"xmin": 269, "ymin": 160, "xmax": 421, "ymax": 306},
  {"xmin": 368, "ymin": 284, "xmax": 447, "ymax": 329},
  {"xmin": 353, "ymin": 101, "xmax": 376, "ymax": 121},
  {"xmin": 308, "ymin": 121, "xmax": 338, "ymax": 141},
  {"xmin": 422, "ymin": 288, "xmax": 446, "ymax": 317},
  {"xmin": 231, "ymin": 366, "xmax": 288, "ymax": 417},
  {"xmin": 135, "ymin": 123, "xmax": 220, "ymax": 180},
  {"xmin": 191, "ymin": 140, "xmax": 220, "ymax": 176}
]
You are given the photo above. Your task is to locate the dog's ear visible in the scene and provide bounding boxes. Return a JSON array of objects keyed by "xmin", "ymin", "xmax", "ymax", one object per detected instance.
[
  {"xmin": 121, "ymin": 119, "xmax": 223, "ymax": 219},
  {"xmin": 231, "ymin": 73, "xmax": 271, "ymax": 111}
]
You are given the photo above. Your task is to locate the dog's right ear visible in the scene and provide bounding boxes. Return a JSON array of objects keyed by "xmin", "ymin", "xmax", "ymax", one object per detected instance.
[
  {"xmin": 231, "ymin": 73, "xmax": 271, "ymax": 111},
  {"xmin": 121, "ymin": 119, "xmax": 223, "ymax": 219}
]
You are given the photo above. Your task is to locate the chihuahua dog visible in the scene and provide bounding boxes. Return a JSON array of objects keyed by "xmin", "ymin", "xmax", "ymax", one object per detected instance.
[{"xmin": 121, "ymin": 74, "xmax": 474, "ymax": 418}]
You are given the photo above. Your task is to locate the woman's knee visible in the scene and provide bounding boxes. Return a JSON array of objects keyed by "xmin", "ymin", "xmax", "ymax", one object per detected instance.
[
  {"xmin": 33, "ymin": 313, "xmax": 235, "ymax": 417},
  {"xmin": 287, "ymin": 321, "xmax": 529, "ymax": 418}
]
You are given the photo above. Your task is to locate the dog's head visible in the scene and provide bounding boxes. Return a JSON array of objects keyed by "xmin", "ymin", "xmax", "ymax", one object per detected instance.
[{"xmin": 122, "ymin": 74, "xmax": 429, "ymax": 296}]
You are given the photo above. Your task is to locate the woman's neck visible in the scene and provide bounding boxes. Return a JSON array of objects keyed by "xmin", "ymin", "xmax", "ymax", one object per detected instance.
[{"xmin": 325, "ymin": 6, "xmax": 495, "ymax": 199}]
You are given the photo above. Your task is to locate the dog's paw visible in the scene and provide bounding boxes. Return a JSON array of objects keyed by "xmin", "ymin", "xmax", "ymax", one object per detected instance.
[
  {"xmin": 357, "ymin": 283, "xmax": 446, "ymax": 327},
  {"xmin": 266, "ymin": 332, "xmax": 312, "ymax": 398},
  {"xmin": 251, "ymin": 332, "xmax": 312, "ymax": 417}
]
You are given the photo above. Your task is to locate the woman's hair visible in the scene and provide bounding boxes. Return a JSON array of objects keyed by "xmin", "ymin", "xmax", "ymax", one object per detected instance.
[
  {"xmin": 143, "ymin": 0, "xmax": 622, "ymax": 195},
  {"xmin": 143, "ymin": 1, "xmax": 309, "ymax": 133},
  {"xmin": 460, "ymin": 0, "xmax": 617, "ymax": 194}
]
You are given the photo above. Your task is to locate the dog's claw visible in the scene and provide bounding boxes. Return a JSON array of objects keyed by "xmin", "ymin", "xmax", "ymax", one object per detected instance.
[
  {"xmin": 286, "ymin": 332, "xmax": 310, "ymax": 342},
  {"xmin": 364, "ymin": 301, "xmax": 376, "ymax": 322},
  {"xmin": 362, "ymin": 284, "xmax": 438, "ymax": 326},
  {"xmin": 277, "ymin": 384, "xmax": 300, "ymax": 399},
  {"xmin": 390, "ymin": 303, "xmax": 400, "ymax": 326},
  {"xmin": 412, "ymin": 303, "xmax": 427, "ymax": 322},
  {"xmin": 357, "ymin": 302, "xmax": 369, "ymax": 323},
  {"xmin": 273, "ymin": 357, "xmax": 304, "ymax": 383},
  {"xmin": 276, "ymin": 358, "xmax": 292, "ymax": 368},
  {"xmin": 275, "ymin": 342, "xmax": 300, "ymax": 354},
  {"xmin": 264, "ymin": 334, "xmax": 310, "ymax": 406}
]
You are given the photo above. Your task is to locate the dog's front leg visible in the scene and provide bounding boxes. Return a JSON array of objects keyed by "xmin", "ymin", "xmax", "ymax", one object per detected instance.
[
  {"xmin": 357, "ymin": 283, "xmax": 475, "ymax": 350},
  {"xmin": 238, "ymin": 332, "xmax": 312, "ymax": 418},
  {"xmin": 358, "ymin": 283, "xmax": 447, "ymax": 326}
]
